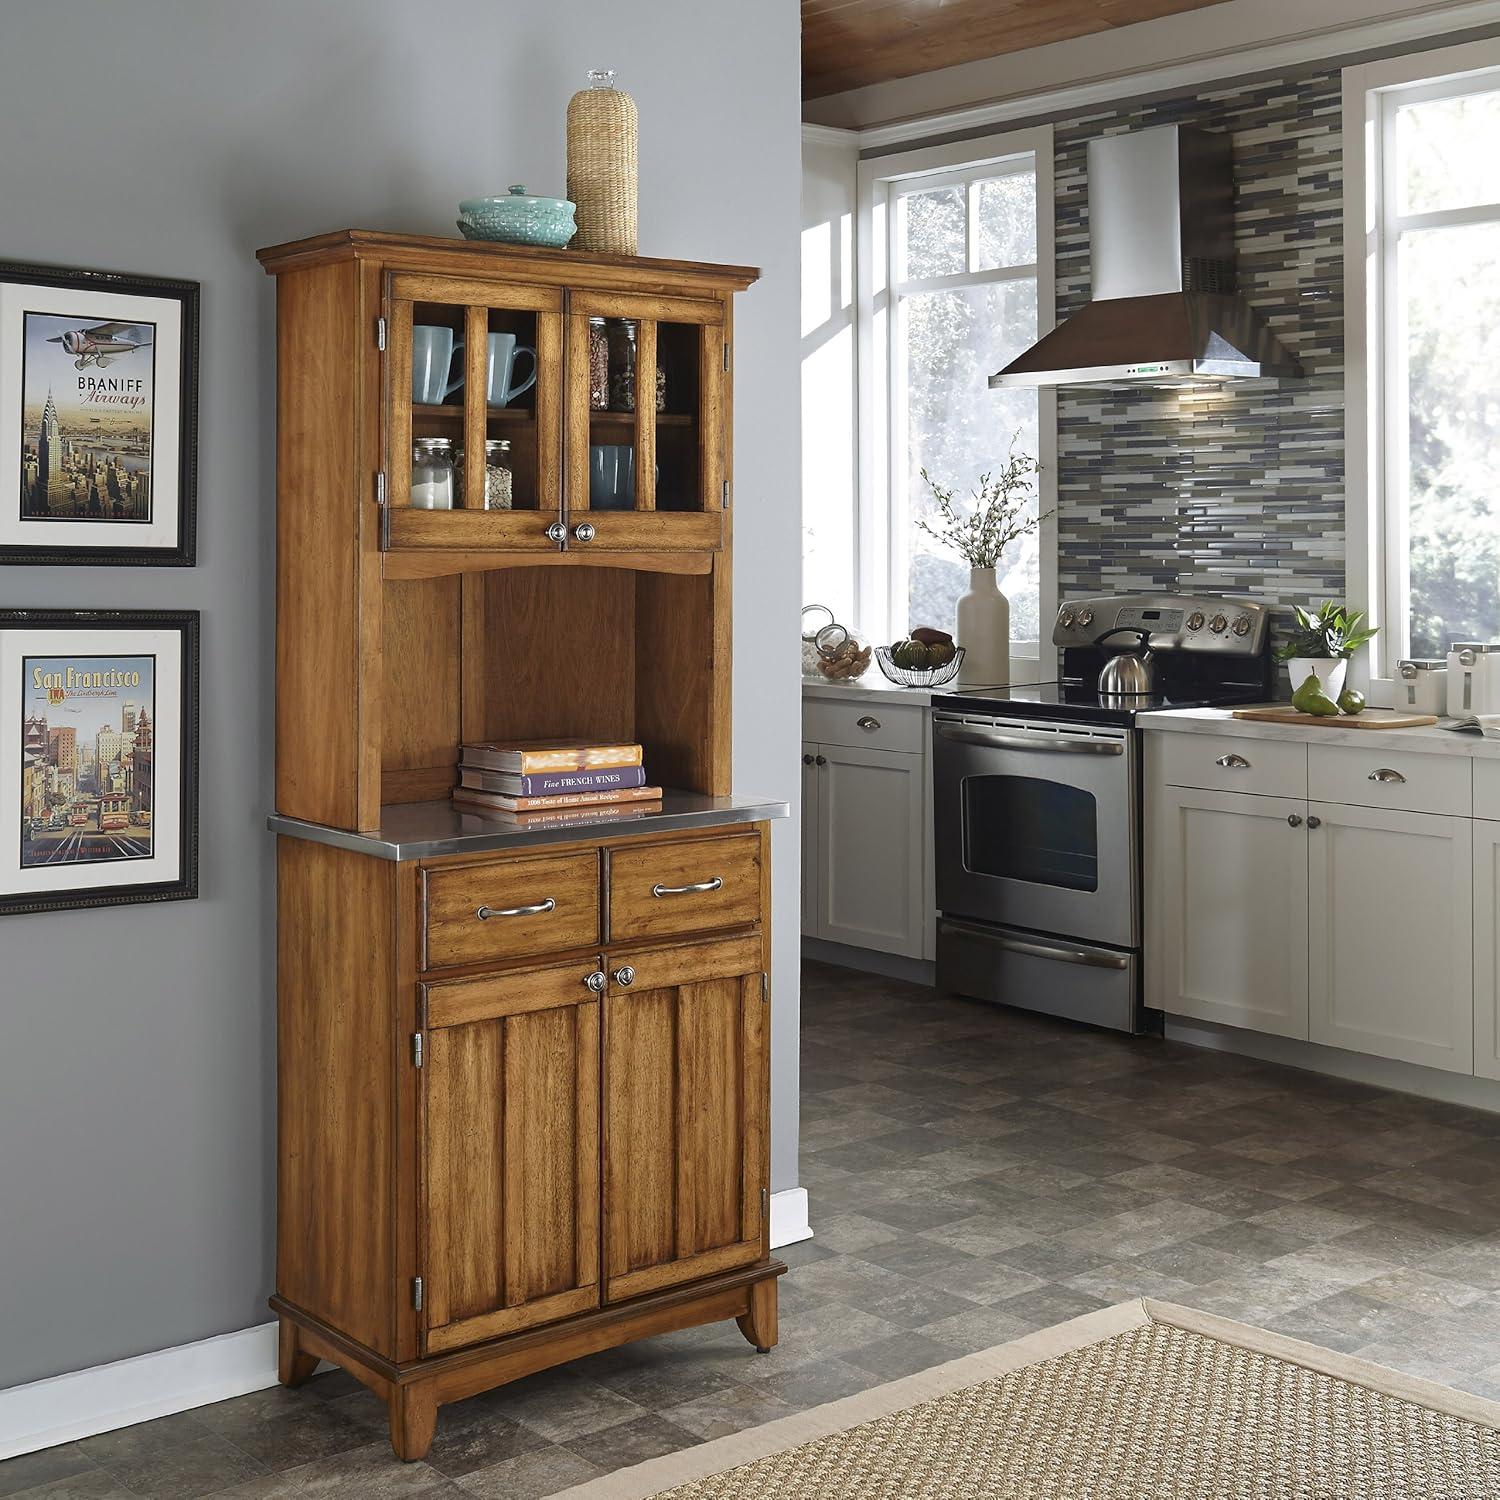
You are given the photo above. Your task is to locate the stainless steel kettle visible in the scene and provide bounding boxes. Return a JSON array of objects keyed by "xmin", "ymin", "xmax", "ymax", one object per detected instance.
[{"xmin": 1096, "ymin": 628, "xmax": 1157, "ymax": 696}]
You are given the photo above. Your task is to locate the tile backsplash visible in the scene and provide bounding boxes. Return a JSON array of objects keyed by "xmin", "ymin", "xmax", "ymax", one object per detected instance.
[{"xmin": 1052, "ymin": 69, "xmax": 1345, "ymax": 624}]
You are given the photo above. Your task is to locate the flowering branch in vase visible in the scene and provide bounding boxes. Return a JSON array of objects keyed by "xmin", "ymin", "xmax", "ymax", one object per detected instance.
[{"xmin": 916, "ymin": 434, "xmax": 1049, "ymax": 571}]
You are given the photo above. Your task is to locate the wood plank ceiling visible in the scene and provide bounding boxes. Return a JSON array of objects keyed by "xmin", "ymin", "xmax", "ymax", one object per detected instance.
[{"xmin": 803, "ymin": 0, "xmax": 1231, "ymax": 98}]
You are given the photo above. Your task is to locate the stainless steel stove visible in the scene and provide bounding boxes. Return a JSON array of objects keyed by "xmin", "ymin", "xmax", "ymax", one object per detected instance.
[{"xmin": 930, "ymin": 594, "xmax": 1272, "ymax": 1034}]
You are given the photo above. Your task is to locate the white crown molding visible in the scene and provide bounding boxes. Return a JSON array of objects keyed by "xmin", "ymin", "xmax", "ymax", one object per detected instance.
[
  {"xmin": 801, "ymin": 122, "xmax": 861, "ymax": 149},
  {"xmin": 0, "ymin": 1198, "xmax": 814, "ymax": 1460},
  {"xmin": 830, "ymin": 0, "xmax": 1500, "ymax": 151}
]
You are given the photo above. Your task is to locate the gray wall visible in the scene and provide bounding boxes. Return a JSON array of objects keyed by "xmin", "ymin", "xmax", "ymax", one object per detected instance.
[{"xmin": 0, "ymin": 0, "xmax": 801, "ymax": 1390}]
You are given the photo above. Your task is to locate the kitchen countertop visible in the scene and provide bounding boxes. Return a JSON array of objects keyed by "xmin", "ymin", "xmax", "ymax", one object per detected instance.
[
  {"xmin": 269, "ymin": 790, "xmax": 789, "ymax": 861},
  {"xmin": 1139, "ymin": 705, "xmax": 1500, "ymax": 759},
  {"xmin": 802, "ymin": 674, "xmax": 1019, "ymax": 707}
]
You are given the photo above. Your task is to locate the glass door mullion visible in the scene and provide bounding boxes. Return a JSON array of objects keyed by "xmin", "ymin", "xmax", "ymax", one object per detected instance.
[{"xmin": 635, "ymin": 319, "xmax": 657, "ymax": 510}]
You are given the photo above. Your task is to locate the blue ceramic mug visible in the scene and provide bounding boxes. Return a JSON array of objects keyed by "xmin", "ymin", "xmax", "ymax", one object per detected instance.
[
  {"xmin": 589, "ymin": 445, "xmax": 635, "ymax": 509},
  {"xmin": 483, "ymin": 333, "xmax": 538, "ymax": 407},
  {"xmin": 412, "ymin": 325, "xmax": 464, "ymax": 405}
]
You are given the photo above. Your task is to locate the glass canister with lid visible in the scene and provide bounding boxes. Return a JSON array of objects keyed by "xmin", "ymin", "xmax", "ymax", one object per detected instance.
[
  {"xmin": 411, "ymin": 437, "xmax": 456, "ymax": 509},
  {"xmin": 455, "ymin": 439, "xmax": 515, "ymax": 510}
]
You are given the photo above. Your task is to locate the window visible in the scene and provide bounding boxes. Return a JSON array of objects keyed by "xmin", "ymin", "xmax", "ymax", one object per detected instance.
[
  {"xmin": 856, "ymin": 129, "xmax": 1056, "ymax": 656},
  {"xmin": 1347, "ymin": 42, "xmax": 1500, "ymax": 686}
]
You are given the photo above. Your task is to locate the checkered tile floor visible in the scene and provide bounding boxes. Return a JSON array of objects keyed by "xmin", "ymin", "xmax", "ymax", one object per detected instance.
[{"xmin": 10, "ymin": 958, "xmax": 1500, "ymax": 1498}]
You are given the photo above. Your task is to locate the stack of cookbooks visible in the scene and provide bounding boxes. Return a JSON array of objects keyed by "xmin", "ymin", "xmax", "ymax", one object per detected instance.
[{"xmin": 452, "ymin": 738, "xmax": 661, "ymax": 819}]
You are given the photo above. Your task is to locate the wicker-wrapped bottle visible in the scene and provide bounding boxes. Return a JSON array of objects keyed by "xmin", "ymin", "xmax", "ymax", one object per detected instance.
[{"xmin": 566, "ymin": 69, "xmax": 638, "ymax": 255}]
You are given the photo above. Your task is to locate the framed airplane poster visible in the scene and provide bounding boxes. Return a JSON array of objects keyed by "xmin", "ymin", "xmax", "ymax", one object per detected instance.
[{"xmin": 0, "ymin": 260, "xmax": 198, "ymax": 566}]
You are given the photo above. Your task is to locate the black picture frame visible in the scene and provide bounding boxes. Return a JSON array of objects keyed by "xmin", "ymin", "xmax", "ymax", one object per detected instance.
[
  {"xmin": 2, "ymin": 608, "xmax": 199, "ymax": 916},
  {"xmin": 1, "ymin": 260, "xmax": 199, "ymax": 567}
]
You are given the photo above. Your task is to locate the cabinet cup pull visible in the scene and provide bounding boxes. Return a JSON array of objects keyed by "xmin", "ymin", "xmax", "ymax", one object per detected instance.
[
  {"xmin": 476, "ymin": 898, "xmax": 555, "ymax": 920},
  {"xmin": 652, "ymin": 877, "xmax": 723, "ymax": 898},
  {"xmin": 583, "ymin": 970, "xmax": 607, "ymax": 993},
  {"xmin": 1216, "ymin": 753, "xmax": 1251, "ymax": 769},
  {"xmin": 613, "ymin": 965, "xmax": 636, "ymax": 987},
  {"xmin": 857, "ymin": 715, "xmax": 881, "ymax": 731},
  {"xmin": 1368, "ymin": 768, "xmax": 1406, "ymax": 784}
]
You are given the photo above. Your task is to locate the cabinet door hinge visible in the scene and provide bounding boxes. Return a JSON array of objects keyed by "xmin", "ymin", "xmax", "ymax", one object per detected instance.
[
  {"xmin": 760, "ymin": 971, "xmax": 769, "ymax": 1004},
  {"xmin": 376, "ymin": 316, "xmax": 388, "ymax": 351},
  {"xmin": 723, "ymin": 342, "xmax": 730, "ymax": 372},
  {"xmin": 412, "ymin": 1276, "xmax": 424, "ymax": 1311},
  {"xmin": 411, "ymin": 1031, "xmax": 424, "ymax": 1067},
  {"xmin": 376, "ymin": 472, "xmax": 390, "ymax": 551},
  {"xmin": 722, "ymin": 479, "xmax": 730, "ymax": 508},
  {"xmin": 761, "ymin": 1186, "xmax": 769, "ymax": 1221}
]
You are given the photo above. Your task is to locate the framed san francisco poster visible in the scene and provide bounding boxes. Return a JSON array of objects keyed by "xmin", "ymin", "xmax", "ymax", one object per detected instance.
[
  {"xmin": 0, "ymin": 609, "xmax": 199, "ymax": 915},
  {"xmin": 0, "ymin": 261, "xmax": 198, "ymax": 566}
]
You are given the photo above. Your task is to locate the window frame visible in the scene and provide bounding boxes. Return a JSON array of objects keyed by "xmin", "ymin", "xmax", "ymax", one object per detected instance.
[
  {"xmin": 856, "ymin": 127, "xmax": 1057, "ymax": 668},
  {"xmin": 1345, "ymin": 38, "xmax": 1500, "ymax": 699}
]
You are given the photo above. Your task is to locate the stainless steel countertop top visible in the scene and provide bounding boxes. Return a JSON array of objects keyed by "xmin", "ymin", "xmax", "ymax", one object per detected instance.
[{"xmin": 267, "ymin": 790, "xmax": 790, "ymax": 861}]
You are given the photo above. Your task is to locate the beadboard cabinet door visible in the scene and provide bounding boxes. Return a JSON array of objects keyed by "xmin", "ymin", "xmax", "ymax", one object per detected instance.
[
  {"xmin": 1150, "ymin": 785, "xmax": 1310, "ymax": 1038},
  {"xmin": 1308, "ymin": 802, "xmax": 1473, "ymax": 1074},
  {"xmin": 419, "ymin": 964, "xmax": 601, "ymax": 1355},
  {"xmin": 603, "ymin": 945, "xmax": 767, "ymax": 1302}
]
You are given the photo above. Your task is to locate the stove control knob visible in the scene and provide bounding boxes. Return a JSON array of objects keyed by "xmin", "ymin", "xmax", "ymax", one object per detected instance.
[
  {"xmin": 1059, "ymin": 610, "xmax": 1076, "ymax": 630},
  {"xmin": 1186, "ymin": 611, "xmax": 1206, "ymax": 632},
  {"xmin": 1232, "ymin": 615, "xmax": 1253, "ymax": 637},
  {"xmin": 1077, "ymin": 608, "xmax": 1094, "ymax": 627},
  {"xmin": 1209, "ymin": 613, "xmax": 1228, "ymax": 634}
]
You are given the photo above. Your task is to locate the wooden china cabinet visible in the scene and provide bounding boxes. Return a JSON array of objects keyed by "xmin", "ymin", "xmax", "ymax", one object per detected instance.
[{"xmin": 257, "ymin": 230, "xmax": 784, "ymax": 1461}]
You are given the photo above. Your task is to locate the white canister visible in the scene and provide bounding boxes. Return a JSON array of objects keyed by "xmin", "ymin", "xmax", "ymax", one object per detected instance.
[
  {"xmin": 1396, "ymin": 659, "xmax": 1447, "ymax": 714},
  {"xmin": 1446, "ymin": 643, "xmax": 1500, "ymax": 716}
]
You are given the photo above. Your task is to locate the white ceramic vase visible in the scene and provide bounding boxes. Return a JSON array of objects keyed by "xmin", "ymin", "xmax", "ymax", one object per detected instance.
[
  {"xmin": 956, "ymin": 566, "xmax": 1010, "ymax": 686},
  {"xmin": 1287, "ymin": 657, "xmax": 1347, "ymax": 700}
]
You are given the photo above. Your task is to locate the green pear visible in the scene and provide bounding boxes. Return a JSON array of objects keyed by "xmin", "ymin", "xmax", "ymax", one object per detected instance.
[{"xmin": 1291, "ymin": 676, "xmax": 1341, "ymax": 717}]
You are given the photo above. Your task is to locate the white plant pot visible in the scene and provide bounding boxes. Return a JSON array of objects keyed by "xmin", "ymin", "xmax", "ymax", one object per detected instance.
[
  {"xmin": 956, "ymin": 566, "xmax": 1010, "ymax": 686},
  {"xmin": 1287, "ymin": 657, "xmax": 1347, "ymax": 701}
]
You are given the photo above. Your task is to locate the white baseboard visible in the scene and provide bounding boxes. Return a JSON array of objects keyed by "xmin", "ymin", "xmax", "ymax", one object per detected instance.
[
  {"xmin": 0, "ymin": 1321, "xmax": 288, "ymax": 1461},
  {"xmin": 3, "ymin": 1195, "xmax": 815, "ymax": 1461},
  {"xmin": 770, "ymin": 1186, "xmax": 813, "ymax": 1249}
]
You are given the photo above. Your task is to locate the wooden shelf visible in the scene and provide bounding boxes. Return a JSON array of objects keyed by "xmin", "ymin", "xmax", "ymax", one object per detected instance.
[
  {"xmin": 412, "ymin": 404, "xmax": 537, "ymax": 422},
  {"xmin": 588, "ymin": 411, "xmax": 693, "ymax": 428}
]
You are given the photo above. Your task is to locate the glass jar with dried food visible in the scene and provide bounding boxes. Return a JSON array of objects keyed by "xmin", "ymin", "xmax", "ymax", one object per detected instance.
[
  {"xmin": 588, "ymin": 317, "xmax": 609, "ymax": 410},
  {"xmin": 606, "ymin": 318, "xmax": 637, "ymax": 412},
  {"xmin": 455, "ymin": 440, "xmax": 515, "ymax": 510}
]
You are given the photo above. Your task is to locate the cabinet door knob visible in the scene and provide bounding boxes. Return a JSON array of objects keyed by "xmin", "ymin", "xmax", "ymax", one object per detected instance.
[
  {"xmin": 1307, "ymin": 815, "xmax": 1322, "ymax": 829},
  {"xmin": 815, "ymin": 754, "xmax": 827, "ymax": 765},
  {"xmin": 857, "ymin": 715, "xmax": 881, "ymax": 731},
  {"xmin": 802, "ymin": 753, "xmax": 814, "ymax": 765},
  {"xmin": 612, "ymin": 965, "xmax": 635, "ymax": 987},
  {"xmin": 584, "ymin": 970, "xmax": 607, "ymax": 993},
  {"xmin": 1287, "ymin": 813, "xmax": 1303, "ymax": 827},
  {"xmin": 476, "ymin": 898, "xmax": 555, "ymax": 920},
  {"xmin": 545, "ymin": 521, "xmax": 567, "ymax": 544},
  {"xmin": 1216, "ymin": 753, "xmax": 1251, "ymax": 769},
  {"xmin": 572, "ymin": 521, "xmax": 596, "ymax": 543},
  {"xmin": 1368, "ymin": 767, "xmax": 1406, "ymax": 784}
]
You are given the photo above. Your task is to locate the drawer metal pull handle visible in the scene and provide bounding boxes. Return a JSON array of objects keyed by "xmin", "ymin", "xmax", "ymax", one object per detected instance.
[
  {"xmin": 1287, "ymin": 813, "xmax": 1303, "ymax": 827},
  {"xmin": 857, "ymin": 715, "xmax": 881, "ymax": 731},
  {"xmin": 476, "ymin": 898, "xmax": 555, "ymax": 920},
  {"xmin": 1307, "ymin": 815, "xmax": 1322, "ymax": 829},
  {"xmin": 583, "ymin": 970, "xmax": 607, "ymax": 994},
  {"xmin": 652, "ymin": 877, "xmax": 723, "ymax": 898},
  {"xmin": 613, "ymin": 965, "xmax": 636, "ymax": 987},
  {"xmin": 1216, "ymin": 753, "xmax": 1251, "ymax": 769},
  {"xmin": 1368, "ymin": 768, "xmax": 1406, "ymax": 784}
]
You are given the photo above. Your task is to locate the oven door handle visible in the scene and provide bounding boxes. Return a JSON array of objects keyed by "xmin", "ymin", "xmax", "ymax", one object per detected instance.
[
  {"xmin": 939, "ymin": 919, "xmax": 1130, "ymax": 971},
  {"xmin": 934, "ymin": 723, "xmax": 1124, "ymax": 755}
]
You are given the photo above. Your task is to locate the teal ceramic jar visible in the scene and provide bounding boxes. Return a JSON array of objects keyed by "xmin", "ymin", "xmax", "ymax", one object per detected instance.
[{"xmin": 458, "ymin": 185, "xmax": 577, "ymax": 248}]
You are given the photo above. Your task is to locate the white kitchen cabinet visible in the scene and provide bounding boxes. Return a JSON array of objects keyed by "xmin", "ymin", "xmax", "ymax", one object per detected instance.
[
  {"xmin": 1150, "ymin": 785, "xmax": 1310, "ymax": 1039},
  {"xmin": 805, "ymin": 741, "xmax": 926, "ymax": 957},
  {"xmin": 1308, "ymin": 802, "xmax": 1472, "ymax": 1073},
  {"xmin": 1474, "ymin": 819, "xmax": 1500, "ymax": 1081}
]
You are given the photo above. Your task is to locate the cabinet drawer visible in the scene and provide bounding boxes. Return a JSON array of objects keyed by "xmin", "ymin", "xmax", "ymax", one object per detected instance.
[
  {"xmin": 1308, "ymin": 744, "xmax": 1470, "ymax": 817},
  {"xmin": 803, "ymin": 698, "xmax": 924, "ymax": 754},
  {"xmin": 1157, "ymin": 732, "xmax": 1307, "ymax": 799},
  {"xmin": 608, "ymin": 834, "xmax": 761, "ymax": 943},
  {"xmin": 422, "ymin": 851, "xmax": 601, "ymax": 969},
  {"xmin": 1475, "ymin": 758, "xmax": 1500, "ymax": 821}
]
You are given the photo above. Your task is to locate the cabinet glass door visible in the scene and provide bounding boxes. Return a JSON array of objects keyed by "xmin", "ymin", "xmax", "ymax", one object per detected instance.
[
  {"xmin": 565, "ymin": 292, "xmax": 725, "ymax": 553},
  {"xmin": 385, "ymin": 273, "xmax": 564, "ymax": 554}
]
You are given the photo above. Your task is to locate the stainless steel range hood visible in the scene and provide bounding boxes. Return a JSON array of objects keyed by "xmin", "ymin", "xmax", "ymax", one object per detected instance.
[{"xmin": 991, "ymin": 125, "xmax": 1302, "ymax": 388}]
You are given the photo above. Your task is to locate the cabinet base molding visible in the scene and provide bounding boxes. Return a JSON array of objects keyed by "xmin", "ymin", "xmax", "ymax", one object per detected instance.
[
  {"xmin": 1166, "ymin": 1018, "xmax": 1500, "ymax": 1116},
  {"xmin": 801, "ymin": 937, "xmax": 935, "ymax": 986},
  {"xmin": 271, "ymin": 1259, "xmax": 785, "ymax": 1462}
]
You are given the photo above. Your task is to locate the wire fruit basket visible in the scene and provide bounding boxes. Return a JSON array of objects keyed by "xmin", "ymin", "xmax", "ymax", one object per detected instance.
[{"xmin": 875, "ymin": 645, "xmax": 965, "ymax": 688}]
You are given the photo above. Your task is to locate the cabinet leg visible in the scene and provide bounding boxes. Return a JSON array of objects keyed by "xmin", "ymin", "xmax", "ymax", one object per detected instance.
[
  {"xmin": 736, "ymin": 1278, "xmax": 779, "ymax": 1354},
  {"xmin": 388, "ymin": 1382, "xmax": 439, "ymax": 1463},
  {"xmin": 277, "ymin": 1319, "xmax": 319, "ymax": 1388}
]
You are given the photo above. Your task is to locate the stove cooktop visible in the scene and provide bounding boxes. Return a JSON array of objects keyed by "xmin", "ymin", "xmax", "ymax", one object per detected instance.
[{"xmin": 930, "ymin": 680, "xmax": 1265, "ymax": 727}]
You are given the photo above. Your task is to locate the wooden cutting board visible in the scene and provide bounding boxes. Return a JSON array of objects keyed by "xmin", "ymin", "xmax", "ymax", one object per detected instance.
[{"xmin": 1230, "ymin": 705, "xmax": 1438, "ymax": 729}]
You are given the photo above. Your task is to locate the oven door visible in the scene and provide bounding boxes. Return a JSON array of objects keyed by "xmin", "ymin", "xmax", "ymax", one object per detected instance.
[{"xmin": 933, "ymin": 712, "xmax": 1137, "ymax": 949}]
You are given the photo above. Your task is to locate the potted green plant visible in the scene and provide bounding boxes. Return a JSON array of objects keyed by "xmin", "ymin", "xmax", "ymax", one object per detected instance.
[{"xmin": 1275, "ymin": 602, "xmax": 1377, "ymax": 702}]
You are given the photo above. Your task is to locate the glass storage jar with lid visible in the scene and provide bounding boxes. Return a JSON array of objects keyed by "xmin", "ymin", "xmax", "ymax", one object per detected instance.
[
  {"xmin": 456, "ymin": 439, "xmax": 515, "ymax": 510},
  {"xmin": 411, "ymin": 437, "xmax": 456, "ymax": 510}
]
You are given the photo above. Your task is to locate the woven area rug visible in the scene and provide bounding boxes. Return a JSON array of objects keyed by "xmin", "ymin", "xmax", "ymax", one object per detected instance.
[{"xmin": 551, "ymin": 1300, "xmax": 1500, "ymax": 1499}]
